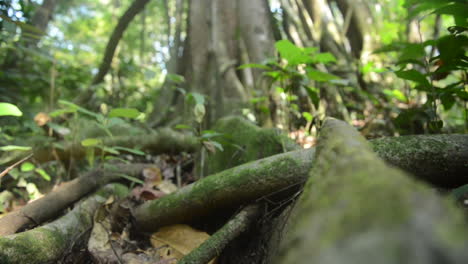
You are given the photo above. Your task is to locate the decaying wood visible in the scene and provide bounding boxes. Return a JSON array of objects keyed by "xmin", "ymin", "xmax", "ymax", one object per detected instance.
[
  {"xmin": 0, "ymin": 184, "xmax": 128, "ymax": 264},
  {"xmin": 1, "ymin": 128, "xmax": 199, "ymax": 166},
  {"xmin": 0, "ymin": 163, "xmax": 152, "ymax": 236},
  {"xmin": 179, "ymin": 204, "xmax": 260, "ymax": 264},
  {"xmin": 276, "ymin": 118, "xmax": 468, "ymax": 264}
]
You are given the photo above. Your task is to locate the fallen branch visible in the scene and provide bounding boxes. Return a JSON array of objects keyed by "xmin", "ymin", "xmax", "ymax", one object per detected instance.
[
  {"xmin": 1, "ymin": 128, "xmax": 199, "ymax": 166},
  {"xmin": 0, "ymin": 163, "xmax": 152, "ymax": 236},
  {"xmin": 276, "ymin": 118, "xmax": 468, "ymax": 263},
  {"xmin": 179, "ymin": 204, "xmax": 260, "ymax": 264},
  {"xmin": 0, "ymin": 183, "xmax": 128, "ymax": 264}
]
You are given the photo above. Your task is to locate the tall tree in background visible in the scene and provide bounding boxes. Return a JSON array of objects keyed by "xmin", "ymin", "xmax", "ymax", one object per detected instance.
[{"xmin": 149, "ymin": 0, "xmax": 276, "ymax": 127}]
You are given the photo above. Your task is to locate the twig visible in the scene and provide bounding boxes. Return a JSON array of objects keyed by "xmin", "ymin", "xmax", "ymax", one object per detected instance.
[{"xmin": 0, "ymin": 153, "xmax": 33, "ymax": 178}]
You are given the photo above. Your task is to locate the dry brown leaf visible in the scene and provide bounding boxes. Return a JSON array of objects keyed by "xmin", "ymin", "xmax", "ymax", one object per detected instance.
[
  {"xmin": 143, "ymin": 167, "xmax": 162, "ymax": 186},
  {"xmin": 150, "ymin": 224, "xmax": 216, "ymax": 264},
  {"xmin": 156, "ymin": 180, "xmax": 178, "ymax": 194},
  {"xmin": 34, "ymin": 112, "xmax": 50, "ymax": 127}
]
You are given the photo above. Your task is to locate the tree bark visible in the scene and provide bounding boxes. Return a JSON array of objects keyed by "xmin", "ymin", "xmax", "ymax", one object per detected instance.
[{"xmin": 276, "ymin": 118, "xmax": 468, "ymax": 263}]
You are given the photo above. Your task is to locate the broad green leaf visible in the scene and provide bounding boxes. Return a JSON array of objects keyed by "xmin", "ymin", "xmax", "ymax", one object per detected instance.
[
  {"xmin": 0, "ymin": 103, "xmax": 22, "ymax": 117},
  {"xmin": 302, "ymin": 112, "xmax": 313, "ymax": 122},
  {"xmin": 166, "ymin": 73, "xmax": 185, "ymax": 83},
  {"xmin": 194, "ymin": 104, "xmax": 206, "ymax": 123},
  {"xmin": 305, "ymin": 86, "xmax": 320, "ymax": 108},
  {"xmin": 81, "ymin": 138, "xmax": 102, "ymax": 147},
  {"xmin": 395, "ymin": 70, "xmax": 431, "ymax": 88},
  {"xmin": 399, "ymin": 43, "xmax": 426, "ymax": 61},
  {"xmin": 307, "ymin": 69, "xmax": 340, "ymax": 82},
  {"xmin": 0, "ymin": 145, "xmax": 32, "ymax": 152},
  {"xmin": 312, "ymin": 52, "xmax": 336, "ymax": 64},
  {"xmin": 108, "ymin": 108, "xmax": 141, "ymax": 119},
  {"xmin": 440, "ymin": 93, "xmax": 456, "ymax": 110},
  {"xmin": 275, "ymin": 40, "xmax": 312, "ymax": 65},
  {"xmin": 433, "ymin": 3, "xmax": 468, "ymax": 18},
  {"xmin": 187, "ymin": 92, "xmax": 205, "ymax": 105},
  {"xmin": 21, "ymin": 162, "xmax": 35, "ymax": 172},
  {"xmin": 113, "ymin": 146, "xmax": 145, "ymax": 156},
  {"xmin": 35, "ymin": 168, "xmax": 51, "ymax": 181}
]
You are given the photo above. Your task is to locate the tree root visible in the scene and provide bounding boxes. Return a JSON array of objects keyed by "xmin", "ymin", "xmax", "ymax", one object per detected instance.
[{"xmin": 0, "ymin": 183, "xmax": 128, "ymax": 264}]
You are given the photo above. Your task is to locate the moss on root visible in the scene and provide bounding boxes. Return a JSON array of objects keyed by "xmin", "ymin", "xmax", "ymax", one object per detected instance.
[{"xmin": 204, "ymin": 116, "xmax": 299, "ymax": 175}]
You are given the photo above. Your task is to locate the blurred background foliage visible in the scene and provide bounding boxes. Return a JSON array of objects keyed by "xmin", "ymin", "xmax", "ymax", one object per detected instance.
[{"xmin": 0, "ymin": 0, "xmax": 466, "ymax": 143}]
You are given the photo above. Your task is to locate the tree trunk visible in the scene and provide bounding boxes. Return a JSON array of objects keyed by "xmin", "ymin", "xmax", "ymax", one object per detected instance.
[
  {"xmin": 149, "ymin": 0, "xmax": 276, "ymax": 127},
  {"xmin": 75, "ymin": 0, "xmax": 151, "ymax": 105}
]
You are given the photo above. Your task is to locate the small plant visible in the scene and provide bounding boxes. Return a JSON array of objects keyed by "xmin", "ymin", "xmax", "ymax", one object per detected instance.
[
  {"xmin": 375, "ymin": 0, "xmax": 467, "ymax": 133},
  {"xmin": 240, "ymin": 40, "xmax": 339, "ymax": 129}
]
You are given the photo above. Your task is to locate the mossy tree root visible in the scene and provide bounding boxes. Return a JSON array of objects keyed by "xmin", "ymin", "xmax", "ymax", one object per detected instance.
[
  {"xmin": 179, "ymin": 204, "xmax": 260, "ymax": 264},
  {"xmin": 0, "ymin": 184, "xmax": 129, "ymax": 264},
  {"xmin": 0, "ymin": 163, "xmax": 153, "ymax": 236},
  {"xmin": 276, "ymin": 118, "xmax": 468, "ymax": 264}
]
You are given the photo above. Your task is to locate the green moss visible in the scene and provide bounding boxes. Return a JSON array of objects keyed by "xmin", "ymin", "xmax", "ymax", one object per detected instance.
[{"xmin": 204, "ymin": 116, "xmax": 299, "ymax": 175}]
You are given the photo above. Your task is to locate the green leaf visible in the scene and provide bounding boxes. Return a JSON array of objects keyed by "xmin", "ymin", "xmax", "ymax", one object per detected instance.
[
  {"xmin": 307, "ymin": 69, "xmax": 340, "ymax": 82},
  {"xmin": 174, "ymin": 124, "xmax": 192, "ymax": 130},
  {"xmin": 433, "ymin": 3, "xmax": 468, "ymax": 18},
  {"xmin": 81, "ymin": 138, "xmax": 102, "ymax": 147},
  {"xmin": 440, "ymin": 93, "xmax": 456, "ymax": 110},
  {"xmin": 452, "ymin": 184, "xmax": 468, "ymax": 199},
  {"xmin": 238, "ymin": 63, "xmax": 271, "ymax": 70},
  {"xmin": 210, "ymin": 141, "xmax": 224, "ymax": 152},
  {"xmin": 58, "ymin": 100, "xmax": 102, "ymax": 119},
  {"xmin": 383, "ymin": 89, "xmax": 407, "ymax": 102},
  {"xmin": 194, "ymin": 104, "xmax": 206, "ymax": 123},
  {"xmin": 201, "ymin": 130, "xmax": 223, "ymax": 139},
  {"xmin": 166, "ymin": 73, "xmax": 185, "ymax": 83},
  {"xmin": 48, "ymin": 108, "xmax": 76, "ymax": 117},
  {"xmin": 35, "ymin": 168, "xmax": 51, "ymax": 181},
  {"xmin": 399, "ymin": 43, "xmax": 426, "ymax": 61},
  {"xmin": 395, "ymin": 70, "xmax": 431, "ymax": 88},
  {"xmin": 112, "ymin": 146, "xmax": 145, "ymax": 156},
  {"xmin": 305, "ymin": 86, "xmax": 320, "ymax": 108},
  {"xmin": 108, "ymin": 108, "xmax": 141, "ymax": 119},
  {"xmin": 0, "ymin": 145, "xmax": 32, "ymax": 152},
  {"xmin": 115, "ymin": 173, "xmax": 144, "ymax": 185},
  {"xmin": 187, "ymin": 92, "xmax": 205, "ymax": 105},
  {"xmin": 0, "ymin": 103, "xmax": 22, "ymax": 117},
  {"xmin": 302, "ymin": 112, "xmax": 313, "ymax": 122},
  {"xmin": 21, "ymin": 162, "xmax": 35, "ymax": 172},
  {"xmin": 312, "ymin": 52, "xmax": 336, "ymax": 64},
  {"xmin": 97, "ymin": 146, "xmax": 120, "ymax": 155},
  {"xmin": 275, "ymin": 40, "xmax": 312, "ymax": 65}
]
